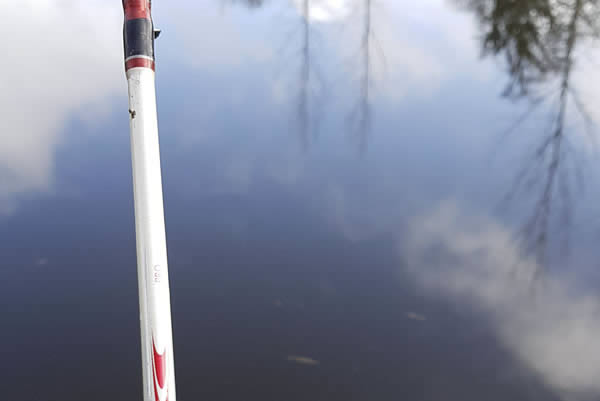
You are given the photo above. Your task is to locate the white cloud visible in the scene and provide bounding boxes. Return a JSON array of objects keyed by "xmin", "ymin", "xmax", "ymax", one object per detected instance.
[
  {"xmin": 292, "ymin": 0, "xmax": 352, "ymax": 22},
  {"xmin": 161, "ymin": 3, "xmax": 274, "ymax": 71},
  {"xmin": 0, "ymin": 0, "xmax": 123, "ymax": 213},
  {"xmin": 402, "ymin": 201, "xmax": 600, "ymax": 399},
  {"xmin": 370, "ymin": 0, "xmax": 492, "ymax": 101}
]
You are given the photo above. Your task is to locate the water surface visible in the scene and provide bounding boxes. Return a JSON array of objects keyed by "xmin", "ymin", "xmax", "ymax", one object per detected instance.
[{"xmin": 2, "ymin": 1, "xmax": 600, "ymax": 400}]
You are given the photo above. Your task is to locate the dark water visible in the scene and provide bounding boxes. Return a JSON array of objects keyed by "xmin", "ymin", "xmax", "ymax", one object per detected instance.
[{"xmin": 3, "ymin": 1, "xmax": 600, "ymax": 400}]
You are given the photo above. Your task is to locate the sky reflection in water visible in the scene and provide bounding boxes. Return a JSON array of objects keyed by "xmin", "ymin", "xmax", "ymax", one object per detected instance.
[{"xmin": 2, "ymin": 1, "xmax": 600, "ymax": 400}]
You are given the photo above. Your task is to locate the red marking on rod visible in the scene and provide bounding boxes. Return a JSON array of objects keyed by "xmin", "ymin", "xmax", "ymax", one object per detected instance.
[
  {"xmin": 153, "ymin": 340, "xmax": 167, "ymax": 389},
  {"xmin": 151, "ymin": 338, "xmax": 167, "ymax": 401},
  {"xmin": 152, "ymin": 339, "xmax": 169, "ymax": 401},
  {"xmin": 123, "ymin": 0, "xmax": 151, "ymax": 20},
  {"xmin": 126, "ymin": 57, "xmax": 155, "ymax": 71},
  {"xmin": 152, "ymin": 376, "xmax": 168, "ymax": 401},
  {"xmin": 153, "ymin": 371, "xmax": 160, "ymax": 401}
]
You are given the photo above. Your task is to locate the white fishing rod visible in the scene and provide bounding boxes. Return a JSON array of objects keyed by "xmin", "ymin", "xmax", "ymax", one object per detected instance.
[{"xmin": 122, "ymin": 1, "xmax": 176, "ymax": 400}]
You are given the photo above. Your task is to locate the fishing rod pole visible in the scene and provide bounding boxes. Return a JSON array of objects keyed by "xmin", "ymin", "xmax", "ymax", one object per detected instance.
[{"xmin": 122, "ymin": 1, "xmax": 176, "ymax": 400}]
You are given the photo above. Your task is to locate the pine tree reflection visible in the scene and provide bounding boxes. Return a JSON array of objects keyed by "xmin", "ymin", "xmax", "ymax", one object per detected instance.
[{"xmin": 462, "ymin": 0, "xmax": 598, "ymax": 269}]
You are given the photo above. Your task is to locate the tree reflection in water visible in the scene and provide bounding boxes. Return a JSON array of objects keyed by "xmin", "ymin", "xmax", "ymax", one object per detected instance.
[
  {"xmin": 461, "ymin": 0, "xmax": 599, "ymax": 272},
  {"xmin": 221, "ymin": 0, "xmax": 383, "ymax": 151},
  {"xmin": 349, "ymin": 0, "xmax": 376, "ymax": 153},
  {"xmin": 218, "ymin": 0, "xmax": 597, "ymax": 269},
  {"xmin": 296, "ymin": 0, "xmax": 315, "ymax": 149}
]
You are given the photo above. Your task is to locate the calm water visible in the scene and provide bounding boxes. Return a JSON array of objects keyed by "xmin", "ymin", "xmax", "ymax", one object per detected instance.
[{"xmin": 3, "ymin": 1, "xmax": 600, "ymax": 400}]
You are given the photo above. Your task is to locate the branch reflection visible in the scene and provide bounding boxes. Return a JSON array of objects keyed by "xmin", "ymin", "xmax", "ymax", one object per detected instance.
[
  {"xmin": 221, "ymin": 0, "xmax": 268, "ymax": 9},
  {"xmin": 354, "ymin": 0, "xmax": 374, "ymax": 152}
]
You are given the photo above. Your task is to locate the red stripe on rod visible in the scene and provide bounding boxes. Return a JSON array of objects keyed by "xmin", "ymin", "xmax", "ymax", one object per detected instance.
[
  {"xmin": 153, "ymin": 341, "xmax": 167, "ymax": 389},
  {"xmin": 126, "ymin": 57, "xmax": 155, "ymax": 71},
  {"xmin": 152, "ymin": 339, "xmax": 167, "ymax": 401},
  {"xmin": 123, "ymin": 0, "xmax": 151, "ymax": 20}
]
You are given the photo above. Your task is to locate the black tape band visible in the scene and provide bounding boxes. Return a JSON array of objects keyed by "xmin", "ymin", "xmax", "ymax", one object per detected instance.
[{"xmin": 123, "ymin": 18, "xmax": 155, "ymax": 60}]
